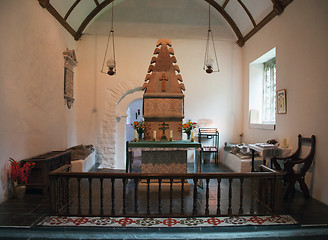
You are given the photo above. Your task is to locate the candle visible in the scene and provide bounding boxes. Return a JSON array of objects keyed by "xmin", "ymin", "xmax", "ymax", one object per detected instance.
[
  {"xmin": 134, "ymin": 130, "xmax": 137, "ymax": 140},
  {"xmin": 191, "ymin": 131, "xmax": 194, "ymax": 142},
  {"xmin": 282, "ymin": 138, "xmax": 287, "ymax": 148},
  {"xmin": 170, "ymin": 130, "xmax": 173, "ymax": 140},
  {"xmin": 153, "ymin": 131, "xmax": 156, "ymax": 141}
]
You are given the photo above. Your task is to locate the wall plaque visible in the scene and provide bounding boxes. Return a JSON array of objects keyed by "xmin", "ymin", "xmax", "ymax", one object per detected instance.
[{"xmin": 63, "ymin": 49, "xmax": 77, "ymax": 109}]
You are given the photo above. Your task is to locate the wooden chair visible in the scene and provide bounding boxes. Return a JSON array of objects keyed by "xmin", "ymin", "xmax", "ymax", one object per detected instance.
[{"xmin": 271, "ymin": 134, "xmax": 316, "ymax": 200}]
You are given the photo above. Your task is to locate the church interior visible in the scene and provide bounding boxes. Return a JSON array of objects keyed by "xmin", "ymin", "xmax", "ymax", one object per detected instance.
[{"xmin": 1, "ymin": 0, "xmax": 328, "ymax": 239}]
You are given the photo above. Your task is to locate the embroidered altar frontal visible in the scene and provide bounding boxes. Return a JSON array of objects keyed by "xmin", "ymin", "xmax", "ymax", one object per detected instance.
[{"xmin": 142, "ymin": 150, "xmax": 187, "ymax": 173}]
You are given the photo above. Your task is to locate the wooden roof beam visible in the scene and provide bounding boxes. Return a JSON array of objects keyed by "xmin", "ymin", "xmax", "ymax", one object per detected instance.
[
  {"xmin": 244, "ymin": 0, "xmax": 294, "ymax": 44},
  {"xmin": 237, "ymin": 0, "xmax": 256, "ymax": 27},
  {"xmin": 205, "ymin": 0, "xmax": 245, "ymax": 47},
  {"xmin": 222, "ymin": 0, "xmax": 229, "ymax": 10},
  {"xmin": 271, "ymin": 0, "xmax": 284, "ymax": 15},
  {"xmin": 64, "ymin": 0, "xmax": 81, "ymax": 20},
  {"xmin": 94, "ymin": 0, "xmax": 100, "ymax": 6},
  {"xmin": 75, "ymin": 0, "xmax": 114, "ymax": 40},
  {"xmin": 38, "ymin": 0, "xmax": 77, "ymax": 39}
]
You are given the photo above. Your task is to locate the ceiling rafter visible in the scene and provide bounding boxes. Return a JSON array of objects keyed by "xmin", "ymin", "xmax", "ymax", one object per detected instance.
[
  {"xmin": 94, "ymin": 0, "xmax": 100, "ymax": 6},
  {"xmin": 222, "ymin": 0, "xmax": 229, "ymax": 10},
  {"xmin": 271, "ymin": 0, "xmax": 285, "ymax": 15},
  {"xmin": 75, "ymin": 0, "xmax": 114, "ymax": 40},
  {"xmin": 205, "ymin": 0, "xmax": 244, "ymax": 46},
  {"xmin": 237, "ymin": 0, "xmax": 256, "ymax": 27},
  {"xmin": 243, "ymin": 0, "xmax": 293, "ymax": 43},
  {"xmin": 38, "ymin": 0, "xmax": 77, "ymax": 37},
  {"xmin": 64, "ymin": 0, "xmax": 81, "ymax": 20},
  {"xmin": 38, "ymin": 0, "xmax": 294, "ymax": 47}
]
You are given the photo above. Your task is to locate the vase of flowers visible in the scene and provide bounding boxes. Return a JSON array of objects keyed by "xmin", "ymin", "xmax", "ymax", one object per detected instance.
[
  {"xmin": 131, "ymin": 121, "xmax": 147, "ymax": 141},
  {"xmin": 182, "ymin": 120, "xmax": 197, "ymax": 140},
  {"xmin": 9, "ymin": 158, "xmax": 35, "ymax": 199}
]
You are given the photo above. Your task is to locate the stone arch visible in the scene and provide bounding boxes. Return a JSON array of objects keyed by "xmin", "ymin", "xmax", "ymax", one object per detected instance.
[{"xmin": 97, "ymin": 81, "xmax": 142, "ymax": 169}]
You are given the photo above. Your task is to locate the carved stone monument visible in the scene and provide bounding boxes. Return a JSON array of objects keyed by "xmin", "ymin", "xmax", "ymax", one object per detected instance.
[{"xmin": 142, "ymin": 39, "xmax": 185, "ymax": 140}]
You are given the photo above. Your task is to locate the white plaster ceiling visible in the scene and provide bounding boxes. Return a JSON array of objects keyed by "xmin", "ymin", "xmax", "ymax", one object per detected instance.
[{"xmin": 43, "ymin": 0, "xmax": 293, "ymax": 46}]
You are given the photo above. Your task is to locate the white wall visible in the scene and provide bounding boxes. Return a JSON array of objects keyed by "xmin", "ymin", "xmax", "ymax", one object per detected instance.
[
  {"xmin": 242, "ymin": 0, "xmax": 328, "ymax": 204},
  {"xmin": 76, "ymin": 36, "xmax": 243, "ymax": 167},
  {"xmin": 0, "ymin": 0, "xmax": 76, "ymax": 202}
]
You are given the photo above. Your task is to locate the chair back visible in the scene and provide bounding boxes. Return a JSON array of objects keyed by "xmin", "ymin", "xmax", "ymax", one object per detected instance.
[{"xmin": 297, "ymin": 134, "xmax": 316, "ymax": 177}]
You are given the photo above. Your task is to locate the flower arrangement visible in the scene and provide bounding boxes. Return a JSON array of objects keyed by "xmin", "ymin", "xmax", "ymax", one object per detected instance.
[
  {"xmin": 182, "ymin": 120, "xmax": 197, "ymax": 137},
  {"xmin": 9, "ymin": 158, "xmax": 35, "ymax": 185},
  {"xmin": 131, "ymin": 121, "xmax": 147, "ymax": 134}
]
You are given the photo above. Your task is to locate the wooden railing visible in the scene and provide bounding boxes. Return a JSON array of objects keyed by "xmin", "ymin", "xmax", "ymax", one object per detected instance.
[{"xmin": 49, "ymin": 165, "xmax": 284, "ymax": 217}]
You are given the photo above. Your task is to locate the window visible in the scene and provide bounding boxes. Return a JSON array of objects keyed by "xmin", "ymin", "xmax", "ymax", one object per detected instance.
[
  {"xmin": 249, "ymin": 48, "xmax": 276, "ymax": 130},
  {"xmin": 262, "ymin": 58, "xmax": 276, "ymax": 124}
]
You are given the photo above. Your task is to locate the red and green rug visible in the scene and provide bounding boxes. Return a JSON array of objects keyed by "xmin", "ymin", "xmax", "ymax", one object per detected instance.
[{"xmin": 39, "ymin": 215, "xmax": 297, "ymax": 228}]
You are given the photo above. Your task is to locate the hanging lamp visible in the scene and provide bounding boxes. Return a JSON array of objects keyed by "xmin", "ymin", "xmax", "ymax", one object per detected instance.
[
  {"xmin": 101, "ymin": 0, "xmax": 116, "ymax": 76},
  {"xmin": 204, "ymin": 3, "xmax": 220, "ymax": 74}
]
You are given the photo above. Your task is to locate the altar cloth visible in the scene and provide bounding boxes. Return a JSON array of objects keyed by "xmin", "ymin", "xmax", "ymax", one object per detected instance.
[{"xmin": 126, "ymin": 141, "xmax": 202, "ymax": 174}]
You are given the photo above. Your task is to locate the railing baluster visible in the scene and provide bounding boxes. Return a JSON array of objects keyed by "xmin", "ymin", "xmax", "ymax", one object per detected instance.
[
  {"xmin": 193, "ymin": 178, "xmax": 198, "ymax": 215},
  {"xmin": 88, "ymin": 178, "xmax": 93, "ymax": 215},
  {"xmin": 250, "ymin": 178, "xmax": 255, "ymax": 214},
  {"xmin": 57, "ymin": 177, "xmax": 61, "ymax": 214},
  {"xmin": 123, "ymin": 178, "xmax": 127, "ymax": 215},
  {"xmin": 181, "ymin": 178, "xmax": 184, "ymax": 215},
  {"xmin": 228, "ymin": 178, "xmax": 232, "ymax": 215},
  {"xmin": 147, "ymin": 178, "xmax": 150, "ymax": 215},
  {"xmin": 270, "ymin": 177, "xmax": 274, "ymax": 211},
  {"xmin": 170, "ymin": 178, "xmax": 173, "ymax": 214},
  {"xmin": 205, "ymin": 178, "xmax": 210, "ymax": 215},
  {"xmin": 49, "ymin": 175, "xmax": 56, "ymax": 214},
  {"xmin": 217, "ymin": 178, "xmax": 221, "ymax": 215},
  {"xmin": 239, "ymin": 178, "xmax": 244, "ymax": 214},
  {"xmin": 100, "ymin": 178, "xmax": 104, "ymax": 215},
  {"xmin": 111, "ymin": 178, "xmax": 115, "ymax": 215},
  {"xmin": 66, "ymin": 176, "xmax": 70, "ymax": 214},
  {"xmin": 158, "ymin": 178, "xmax": 162, "ymax": 215},
  {"xmin": 134, "ymin": 178, "xmax": 139, "ymax": 214},
  {"xmin": 77, "ymin": 178, "xmax": 81, "ymax": 215}
]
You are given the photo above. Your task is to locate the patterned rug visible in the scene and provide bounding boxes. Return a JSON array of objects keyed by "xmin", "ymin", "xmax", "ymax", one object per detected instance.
[{"xmin": 39, "ymin": 215, "xmax": 297, "ymax": 228}]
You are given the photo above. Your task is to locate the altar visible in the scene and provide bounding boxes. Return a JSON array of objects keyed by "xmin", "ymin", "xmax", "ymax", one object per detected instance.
[{"xmin": 126, "ymin": 141, "xmax": 202, "ymax": 174}]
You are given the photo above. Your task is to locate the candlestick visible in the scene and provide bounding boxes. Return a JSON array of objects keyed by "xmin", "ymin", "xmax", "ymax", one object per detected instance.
[
  {"xmin": 134, "ymin": 130, "xmax": 137, "ymax": 141},
  {"xmin": 282, "ymin": 138, "xmax": 287, "ymax": 148},
  {"xmin": 169, "ymin": 130, "xmax": 173, "ymax": 141},
  {"xmin": 153, "ymin": 131, "xmax": 156, "ymax": 141}
]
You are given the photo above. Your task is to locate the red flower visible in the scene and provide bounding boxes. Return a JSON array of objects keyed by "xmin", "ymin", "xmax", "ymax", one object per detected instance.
[{"xmin": 9, "ymin": 158, "xmax": 35, "ymax": 185}]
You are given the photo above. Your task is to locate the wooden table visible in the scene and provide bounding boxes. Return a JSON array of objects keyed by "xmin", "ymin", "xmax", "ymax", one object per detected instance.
[{"xmin": 248, "ymin": 144, "xmax": 291, "ymax": 172}]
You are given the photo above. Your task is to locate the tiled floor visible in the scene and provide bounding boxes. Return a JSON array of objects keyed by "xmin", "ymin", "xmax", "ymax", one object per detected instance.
[{"xmin": 0, "ymin": 161, "xmax": 327, "ymax": 239}]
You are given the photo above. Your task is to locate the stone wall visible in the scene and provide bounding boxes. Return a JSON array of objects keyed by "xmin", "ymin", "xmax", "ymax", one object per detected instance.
[{"xmin": 97, "ymin": 81, "xmax": 142, "ymax": 169}]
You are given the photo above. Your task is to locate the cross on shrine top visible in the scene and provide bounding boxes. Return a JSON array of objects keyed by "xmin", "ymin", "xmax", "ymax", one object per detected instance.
[
  {"xmin": 159, "ymin": 73, "xmax": 168, "ymax": 92},
  {"xmin": 159, "ymin": 121, "xmax": 169, "ymax": 140}
]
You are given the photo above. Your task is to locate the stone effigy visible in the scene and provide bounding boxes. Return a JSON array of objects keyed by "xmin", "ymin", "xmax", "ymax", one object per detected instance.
[
  {"xmin": 142, "ymin": 39, "xmax": 185, "ymax": 140},
  {"xmin": 67, "ymin": 144, "xmax": 94, "ymax": 161}
]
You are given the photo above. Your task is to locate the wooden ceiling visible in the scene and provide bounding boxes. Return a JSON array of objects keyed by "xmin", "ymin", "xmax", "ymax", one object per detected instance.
[{"xmin": 38, "ymin": 0, "xmax": 293, "ymax": 47}]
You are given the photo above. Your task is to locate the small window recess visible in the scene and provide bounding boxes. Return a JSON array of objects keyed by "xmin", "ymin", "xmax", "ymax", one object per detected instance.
[{"xmin": 249, "ymin": 48, "xmax": 276, "ymax": 130}]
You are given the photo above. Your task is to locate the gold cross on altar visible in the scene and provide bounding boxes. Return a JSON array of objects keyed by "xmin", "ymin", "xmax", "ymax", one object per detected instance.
[
  {"xmin": 159, "ymin": 121, "xmax": 169, "ymax": 140},
  {"xmin": 159, "ymin": 73, "xmax": 168, "ymax": 92}
]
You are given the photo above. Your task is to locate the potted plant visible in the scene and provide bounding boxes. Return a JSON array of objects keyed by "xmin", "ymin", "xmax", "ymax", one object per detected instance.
[
  {"xmin": 182, "ymin": 120, "xmax": 197, "ymax": 140},
  {"xmin": 9, "ymin": 158, "xmax": 35, "ymax": 199}
]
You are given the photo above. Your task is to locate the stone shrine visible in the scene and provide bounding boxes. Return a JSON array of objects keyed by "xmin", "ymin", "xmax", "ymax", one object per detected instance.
[{"xmin": 142, "ymin": 39, "xmax": 185, "ymax": 140}]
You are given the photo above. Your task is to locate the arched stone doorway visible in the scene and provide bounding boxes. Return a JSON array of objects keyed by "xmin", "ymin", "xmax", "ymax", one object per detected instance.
[{"xmin": 97, "ymin": 81, "xmax": 143, "ymax": 170}]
